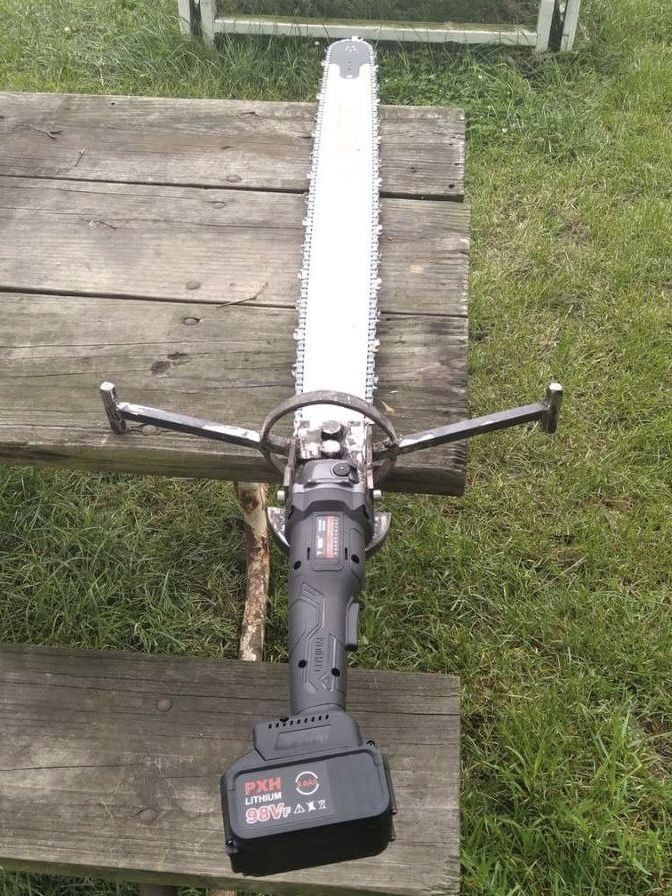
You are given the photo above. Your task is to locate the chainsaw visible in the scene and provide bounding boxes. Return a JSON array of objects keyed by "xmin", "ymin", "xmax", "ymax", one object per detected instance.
[{"xmin": 99, "ymin": 38, "xmax": 562, "ymax": 877}]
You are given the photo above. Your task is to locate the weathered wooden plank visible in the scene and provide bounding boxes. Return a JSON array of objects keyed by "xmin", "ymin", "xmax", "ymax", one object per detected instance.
[
  {"xmin": 0, "ymin": 643, "xmax": 459, "ymax": 895},
  {"xmin": 0, "ymin": 93, "xmax": 466, "ymax": 200},
  {"xmin": 0, "ymin": 177, "xmax": 469, "ymax": 317},
  {"xmin": 0, "ymin": 294, "xmax": 467, "ymax": 496},
  {"xmin": 0, "ymin": 94, "xmax": 470, "ymax": 494}
]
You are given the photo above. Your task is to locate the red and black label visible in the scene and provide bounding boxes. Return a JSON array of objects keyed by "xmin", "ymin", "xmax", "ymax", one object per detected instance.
[
  {"xmin": 235, "ymin": 760, "xmax": 335, "ymax": 829},
  {"xmin": 314, "ymin": 514, "xmax": 341, "ymax": 561}
]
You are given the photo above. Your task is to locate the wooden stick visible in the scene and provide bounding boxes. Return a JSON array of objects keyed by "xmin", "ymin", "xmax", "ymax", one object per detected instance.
[{"xmin": 234, "ymin": 482, "xmax": 271, "ymax": 663}]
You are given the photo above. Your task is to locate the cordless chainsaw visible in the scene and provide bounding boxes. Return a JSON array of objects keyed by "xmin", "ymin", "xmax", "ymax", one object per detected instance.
[{"xmin": 99, "ymin": 38, "xmax": 563, "ymax": 877}]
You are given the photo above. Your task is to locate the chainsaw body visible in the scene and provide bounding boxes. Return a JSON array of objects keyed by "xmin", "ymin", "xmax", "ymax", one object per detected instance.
[{"xmin": 221, "ymin": 455, "xmax": 396, "ymax": 874}]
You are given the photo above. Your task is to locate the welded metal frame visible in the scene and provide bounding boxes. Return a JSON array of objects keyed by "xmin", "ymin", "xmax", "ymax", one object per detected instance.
[
  {"xmin": 99, "ymin": 382, "xmax": 563, "ymax": 483},
  {"xmin": 178, "ymin": 0, "xmax": 581, "ymax": 52}
]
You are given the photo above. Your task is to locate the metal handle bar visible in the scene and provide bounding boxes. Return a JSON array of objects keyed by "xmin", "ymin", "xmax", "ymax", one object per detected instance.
[{"xmin": 99, "ymin": 381, "xmax": 563, "ymax": 478}]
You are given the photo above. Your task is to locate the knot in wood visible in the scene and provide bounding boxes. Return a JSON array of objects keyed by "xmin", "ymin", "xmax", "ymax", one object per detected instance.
[{"xmin": 137, "ymin": 808, "xmax": 159, "ymax": 825}]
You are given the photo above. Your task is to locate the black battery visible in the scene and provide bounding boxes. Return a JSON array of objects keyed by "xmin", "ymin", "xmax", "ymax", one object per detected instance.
[{"xmin": 221, "ymin": 710, "xmax": 396, "ymax": 876}]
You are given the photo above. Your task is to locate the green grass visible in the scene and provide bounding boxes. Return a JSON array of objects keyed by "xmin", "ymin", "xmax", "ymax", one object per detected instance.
[{"xmin": 1, "ymin": 0, "xmax": 672, "ymax": 894}]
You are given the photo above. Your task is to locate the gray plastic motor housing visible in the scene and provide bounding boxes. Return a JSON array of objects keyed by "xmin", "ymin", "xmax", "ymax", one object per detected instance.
[{"xmin": 285, "ymin": 458, "xmax": 373, "ymax": 715}]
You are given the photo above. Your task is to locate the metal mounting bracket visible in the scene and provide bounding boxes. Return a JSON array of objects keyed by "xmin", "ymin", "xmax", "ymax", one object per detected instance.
[{"xmin": 99, "ymin": 381, "xmax": 563, "ymax": 486}]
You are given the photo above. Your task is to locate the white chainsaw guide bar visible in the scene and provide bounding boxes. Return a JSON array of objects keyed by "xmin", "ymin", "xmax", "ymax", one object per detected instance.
[{"xmin": 294, "ymin": 39, "xmax": 381, "ymax": 455}]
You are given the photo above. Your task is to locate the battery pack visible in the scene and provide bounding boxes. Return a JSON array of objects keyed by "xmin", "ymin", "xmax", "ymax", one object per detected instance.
[{"xmin": 221, "ymin": 710, "xmax": 396, "ymax": 876}]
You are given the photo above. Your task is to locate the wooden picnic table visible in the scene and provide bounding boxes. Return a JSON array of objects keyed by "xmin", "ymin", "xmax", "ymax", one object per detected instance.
[
  {"xmin": 0, "ymin": 90, "xmax": 466, "ymax": 895},
  {"xmin": 0, "ymin": 91, "xmax": 469, "ymax": 496}
]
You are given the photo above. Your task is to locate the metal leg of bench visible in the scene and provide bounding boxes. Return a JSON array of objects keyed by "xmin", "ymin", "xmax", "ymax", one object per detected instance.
[
  {"xmin": 177, "ymin": 0, "xmax": 194, "ymax": 36},
  {"xmin": 560, "ymin": 0, "xmax": 582, "ymax": 50},
  {"xmin": 535, "ymin": 0, "xmax": 557, "ymax": 51},
  {"xmin": 200, "ymin": 0, "xmax": 217, "ymax": 45}
]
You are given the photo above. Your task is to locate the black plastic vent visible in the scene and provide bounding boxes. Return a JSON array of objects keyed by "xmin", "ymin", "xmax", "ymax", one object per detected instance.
[{"xmin": 267, "ymin": 713, "xmax": 330, "ymax": 730}]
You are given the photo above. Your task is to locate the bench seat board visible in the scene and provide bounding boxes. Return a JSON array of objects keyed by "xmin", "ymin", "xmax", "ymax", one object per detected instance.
[
  {"xmin": 0, "ymin": 178, "xmax": 469, "ymax": 317},
  {"xmin": 0, "ymin": 292, "xmax": 466, "ymax": 495},
  {"xmin": 0, "ymin": 643, "xmax": 459, "ymax": 896},
  {"xmin": 0, "ymin": 92, "xmax": 469, "ymax": 495},
  {"xmin": 0, "ymin": 93, "xmax": 466, "ymax": 199}
]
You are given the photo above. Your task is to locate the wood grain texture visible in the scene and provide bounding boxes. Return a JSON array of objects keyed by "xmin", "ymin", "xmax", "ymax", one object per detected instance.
[
  {"xmin": 0, "ymin": 177, "xmax": 469, "ymax": 316},
  {"xmin": 0, "ymin": 93, "xmax": 470, "ymax": 495},
  {"xmin": 0, "ymin": 93, "xmax": 466, "ymax": 199},
  {"xmin": 0, "ymin": 294, "xmax": 468, "ymax": 495},
  {"xmin": 0, "ymin": 643, "xmax": 460, "ymax": 895}
]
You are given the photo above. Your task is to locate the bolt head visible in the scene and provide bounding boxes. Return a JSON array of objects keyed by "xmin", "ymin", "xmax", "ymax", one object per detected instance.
[{"xmin": 321, "ymin": 439, "xmax": 342, "ymax": 459}]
